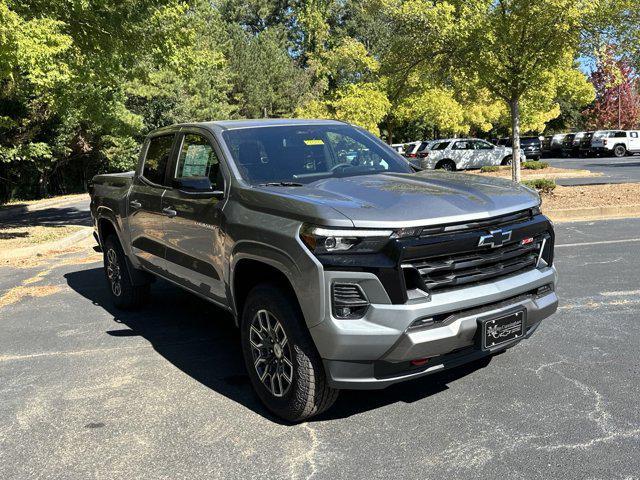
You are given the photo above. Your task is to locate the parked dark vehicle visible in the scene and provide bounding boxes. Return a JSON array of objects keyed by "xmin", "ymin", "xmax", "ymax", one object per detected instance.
[
  {"xmin": 497, "ymin": 136, "xmax": 541, "ymax": 160},
  {"xmin": 541, "ymin": 135, "xmax": 553, "ymax": 156},
  {"xmin": 89, "ymin": 119, "xmax": 558, "ymax": 421},
  {"xmin": 579, "ymin": 131, "xmax": 594, "ymax": 157},
  {"xmin": 561, "ymin": 133, "xmax": 577, "ymax": 157}
]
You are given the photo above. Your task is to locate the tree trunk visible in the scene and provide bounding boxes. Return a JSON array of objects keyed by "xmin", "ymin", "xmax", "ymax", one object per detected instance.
[{"xmin": 509, "ymin": 97, "xmax": 522, "ymax": 183}]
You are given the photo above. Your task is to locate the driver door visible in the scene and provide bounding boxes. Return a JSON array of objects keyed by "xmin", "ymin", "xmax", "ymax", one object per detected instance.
[{"xmin": 161, "ymin": 131, "xmax": 227, "ymax": 303}]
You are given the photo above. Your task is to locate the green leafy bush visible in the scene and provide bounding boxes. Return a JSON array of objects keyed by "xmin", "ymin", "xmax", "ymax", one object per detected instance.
[
  {"xmin": 522, "ymin": 161, "xmax": 549, "ymax": 170},
  {"xmin": 481, "ymin": 166, "xmax": 500, "ymax": 173},
  {"xmin": 523, "ymin": 179, "xmax": 556, "ymax": 194}
]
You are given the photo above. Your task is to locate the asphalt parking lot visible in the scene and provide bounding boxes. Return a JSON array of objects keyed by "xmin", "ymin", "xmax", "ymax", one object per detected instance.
[
  {"xmin": 1, "ymin": 217, "xmax": 639, "ymax": 479},
  {"xmin": 546, "ymin": 154, "xmax": 640, "ymax": 185}
]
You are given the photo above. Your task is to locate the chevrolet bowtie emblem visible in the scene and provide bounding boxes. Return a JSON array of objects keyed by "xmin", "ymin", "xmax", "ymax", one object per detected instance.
[{"xmin": 478, "ymin": 229, "xmax": 512, "ymax": 248}]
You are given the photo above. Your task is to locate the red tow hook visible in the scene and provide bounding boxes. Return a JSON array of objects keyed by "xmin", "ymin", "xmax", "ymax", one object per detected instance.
[{"xmin": 410, "ymin": 358, "xmax": 430, "ymax": 367}]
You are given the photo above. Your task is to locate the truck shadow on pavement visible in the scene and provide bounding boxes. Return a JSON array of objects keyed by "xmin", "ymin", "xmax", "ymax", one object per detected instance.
[{"xmin": 65, "ymin": 266, "xmax": 493, "ymax": 424}]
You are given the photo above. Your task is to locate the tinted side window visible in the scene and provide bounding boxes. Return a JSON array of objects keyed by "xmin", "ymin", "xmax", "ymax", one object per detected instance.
[
  {"xmin": 176, "ymin": 134, "xmax": 221, "ymax": 188},
  {"xmin": 614, "ymin": 131, "xmax": 627, "ymax": 137},
  {"xmin": 631, "ymin": 132, "xmax": 638, "ymax": 138},
  {"xmin": 453, "ymin": 141, "xmax": 471, "ymax": 150},
  {"xmin": 474, "ymin": 141, "xmax": 493, "ymax": 149},
  {"xmin": 143, "ymin": 135, "xmax": 174, "ymax": 185}
]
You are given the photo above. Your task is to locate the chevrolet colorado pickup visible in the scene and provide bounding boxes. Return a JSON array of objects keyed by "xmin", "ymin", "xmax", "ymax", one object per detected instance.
[{"xmin": 89, "ymin": 119, "xmax": 558, "ymax": 421}]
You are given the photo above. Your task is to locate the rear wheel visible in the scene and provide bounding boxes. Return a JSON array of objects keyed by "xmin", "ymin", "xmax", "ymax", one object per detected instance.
[
  {"xmin": 501, "ymin": 155, "xmax": 512, "ymax": 166},
  {"xmin": 103, "ymin": 235, "xmax": 149, "ymax": 309},
  {"xmin": 613, "ymin": 144, "xmax": 627, "ymax": 158},
  {"xmin": 435, "ymin": 159, "xmax": 456, "ymax": 171},
  {"xmin": 241, "ymin": 283, "xmax": 338, "ymax": 422}
]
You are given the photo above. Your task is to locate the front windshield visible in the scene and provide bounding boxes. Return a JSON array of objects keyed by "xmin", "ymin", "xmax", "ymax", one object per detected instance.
[{"xmin": 222, "ymin": 124, "xmax": 412, "ymax": 185}]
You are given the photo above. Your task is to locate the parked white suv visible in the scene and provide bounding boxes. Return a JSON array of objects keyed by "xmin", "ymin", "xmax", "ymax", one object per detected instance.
[
  {"xmin": 590, "ymin": 130, "xmax": 640, "ymax": 157},
  {"xmin": 421, "ymin": 138, "xmax": 526, "ymax": 170}
]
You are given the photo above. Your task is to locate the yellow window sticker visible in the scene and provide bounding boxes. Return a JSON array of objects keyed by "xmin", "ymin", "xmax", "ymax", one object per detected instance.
[{"xmin": 304, "ymin": 139, "xmax": 324, "ymax": 146}]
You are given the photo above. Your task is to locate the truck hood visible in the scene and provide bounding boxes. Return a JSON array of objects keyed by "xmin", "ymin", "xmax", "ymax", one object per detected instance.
[{"xmin": 253, "ymin": 172, "xmax": 540, "ymax": 228}]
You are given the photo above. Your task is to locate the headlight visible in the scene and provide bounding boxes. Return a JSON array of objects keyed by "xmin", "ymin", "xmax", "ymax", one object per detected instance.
[{"xmin": 299, "ymin": 224, "xmax": 395, "ymax": 254}]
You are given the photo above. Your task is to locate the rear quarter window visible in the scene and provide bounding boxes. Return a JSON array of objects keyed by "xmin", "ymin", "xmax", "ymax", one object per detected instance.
[{"xmin": 432, "ymin": 141, "xmax": 450, "ymax": 150}]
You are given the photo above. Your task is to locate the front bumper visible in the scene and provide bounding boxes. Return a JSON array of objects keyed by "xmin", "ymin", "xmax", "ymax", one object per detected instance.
[{"xmin": 310, "ymin": 266, "xmax": 557, "ymax": 389}]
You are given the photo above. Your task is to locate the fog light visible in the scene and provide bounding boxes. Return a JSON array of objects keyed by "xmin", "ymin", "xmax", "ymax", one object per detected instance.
[
  {"xmin": 536, "ymin": 284, "xmax": 553, "ymax": 296},
  {"xmin": 332, "ymin": 283, "xmax": 369, "ymax": 319}
]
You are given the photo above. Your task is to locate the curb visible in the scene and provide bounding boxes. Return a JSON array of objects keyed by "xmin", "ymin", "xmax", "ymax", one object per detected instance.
[
  {"xmin": 521, "ymin": 171, "xmax": 602, "ymax": 180},
  {"xmin": 0, "ymin": 227, "xmax": 94, "ymax": 260},
  {"xmin": 544, "ymin": 205, "xmax": 640, "ymax": 223},
  {"xmin": 0, "ymin": 194, "xmax": 89, "ymax": 221}
]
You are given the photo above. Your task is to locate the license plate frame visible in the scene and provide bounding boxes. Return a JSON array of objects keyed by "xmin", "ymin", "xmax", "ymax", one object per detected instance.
[{"xmin": 479, "ymin": 310, "xmax": 526, "ymax": 351}]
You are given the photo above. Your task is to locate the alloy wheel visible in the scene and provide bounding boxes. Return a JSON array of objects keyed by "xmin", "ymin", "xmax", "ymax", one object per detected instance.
[
  {"xmin": 249, "ymin": 309, "xmax": 294, "ymax": 397},
  {"xmin": 106, "ymin": 248, "xmax": 122, "ymax": 297},
  {"xmin": 614, "ymin": 145, "xmax": 626, "ymax": 157}
]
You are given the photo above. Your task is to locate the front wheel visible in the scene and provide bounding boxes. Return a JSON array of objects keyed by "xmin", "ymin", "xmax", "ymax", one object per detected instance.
[
  {"xmin": 613, "ymin": 145, "xmax": 627, "ymax": 158},
  {"xmin": 241, "ymin": 283, "xmax": 338, "ymax": 422}
]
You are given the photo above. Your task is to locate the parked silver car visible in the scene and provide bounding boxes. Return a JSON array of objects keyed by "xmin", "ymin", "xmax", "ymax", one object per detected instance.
[{"xmin": 421, "ymin": 138, "xmax": 526, "ymax": 170}]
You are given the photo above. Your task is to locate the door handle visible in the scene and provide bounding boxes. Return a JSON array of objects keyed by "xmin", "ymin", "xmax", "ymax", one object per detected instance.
[
  {"xmin": 129, "ymin": 200, "xmax": 142, "ymax": 209},
  {"xmin": 162, "ymin": 207, "xmax": 177, "ymax": 218}
]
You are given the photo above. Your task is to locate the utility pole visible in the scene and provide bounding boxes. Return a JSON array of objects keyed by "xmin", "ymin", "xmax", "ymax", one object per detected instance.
[{"xmin": 618, "ymin": 83, "xmax": 622, "ymax": 129}]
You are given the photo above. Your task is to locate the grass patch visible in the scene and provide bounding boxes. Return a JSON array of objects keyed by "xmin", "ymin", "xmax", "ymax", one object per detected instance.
[
  {"xmin": 523, "ymin": 178, "xmax": 556, "ymax": 194},
  {"xmin": 0, "ymin": 225, "xmax": 82, "ymax": 250},
  {"xmin": 522, "ymin": 161, "xmax": 549, "ymax": 170},
  {"xmin": 481, "ymin": 166, "xmax": 500, "ymax": 173}
]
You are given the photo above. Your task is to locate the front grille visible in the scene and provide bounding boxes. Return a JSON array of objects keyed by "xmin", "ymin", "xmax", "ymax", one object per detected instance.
[
  {"xmin": 419, "ymin": 209, "xmax": 534, "ymax": 237},
  {"xmin": 404, "ymin": 234, "xmax": 548, "ymax": 292}
]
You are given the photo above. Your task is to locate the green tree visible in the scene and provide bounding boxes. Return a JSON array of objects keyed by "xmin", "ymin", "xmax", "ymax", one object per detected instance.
[
  {"xmin": 227, "ymin": 26, "xmax": 313, "ymax": 118},
  {"xmin": 459, "ymin": 0, "xmax": 594, "ymax": 181},
  {"xmin": 0, "ymin": 1, "xmax": 73, "ymax": 197}
]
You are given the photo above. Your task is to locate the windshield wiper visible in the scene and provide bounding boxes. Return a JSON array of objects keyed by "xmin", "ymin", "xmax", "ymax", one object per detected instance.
[{"xmin": 259, "ymin": 181, "xmax": 304, "ymax": 187}]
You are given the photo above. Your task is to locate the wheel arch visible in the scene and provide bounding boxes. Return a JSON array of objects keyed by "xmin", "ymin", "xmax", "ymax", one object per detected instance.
[
  {"xmin": 435, "ymin": 158, "xmax": 456, "ymax": 170},
  {"xmin": 97, "ymin": 213, "xmax": 151, "ymax": 287},
  {"xmin": 231, "ymin": 257, "xmax": 305, "ymax": 328},
  {"xmin": 97, "ymin": 216, "xmax": 119, "ymax": 246}
]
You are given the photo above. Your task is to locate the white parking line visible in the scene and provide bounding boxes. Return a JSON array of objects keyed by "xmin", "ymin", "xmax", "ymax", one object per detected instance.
[{"xmin": 556, "ymin": 238, "xmax": 640, "ymax": 248}]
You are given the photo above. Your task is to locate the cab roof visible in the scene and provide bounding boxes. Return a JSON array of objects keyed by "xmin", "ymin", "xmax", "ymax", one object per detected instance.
[{"xmin": 149, "ymin": 118, "xmax": 348, "ymax": 136}]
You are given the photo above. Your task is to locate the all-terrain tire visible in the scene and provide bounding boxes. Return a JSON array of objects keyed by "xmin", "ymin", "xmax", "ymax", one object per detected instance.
[
  {"xmin": 240, "ymin": 283, "xmax": 338, "ymax": 422},
  {"xmin": 103, "ymin": 235, "xmax": 150, "ymax": 309},
  {"xmin": 613, "ymin": 144, "xmax": 627, "ymax": 158}
]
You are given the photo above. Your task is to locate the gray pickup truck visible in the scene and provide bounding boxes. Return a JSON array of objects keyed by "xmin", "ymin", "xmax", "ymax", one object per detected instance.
[{"xmin": 89, "ymin": 119, "xmax": 558, "ymax": 421}]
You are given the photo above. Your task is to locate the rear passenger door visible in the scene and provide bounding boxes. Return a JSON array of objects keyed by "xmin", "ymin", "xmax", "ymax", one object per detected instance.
[
  {"xmin": 451, "ymin": 140, "xmax": 474, "ymax": 169},
  {"xmin": 128, "ymin": 134, "xmax": 176, "ymax": 274},
  {"xmin": 161, "ymin": 131, "xmax": 227, "ymax": 303}
]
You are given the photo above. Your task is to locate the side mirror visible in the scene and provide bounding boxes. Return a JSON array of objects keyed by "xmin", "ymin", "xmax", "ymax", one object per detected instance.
[{"xmin": 173, "ymin": 176, "xmax": 223, "ymax": 198}]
